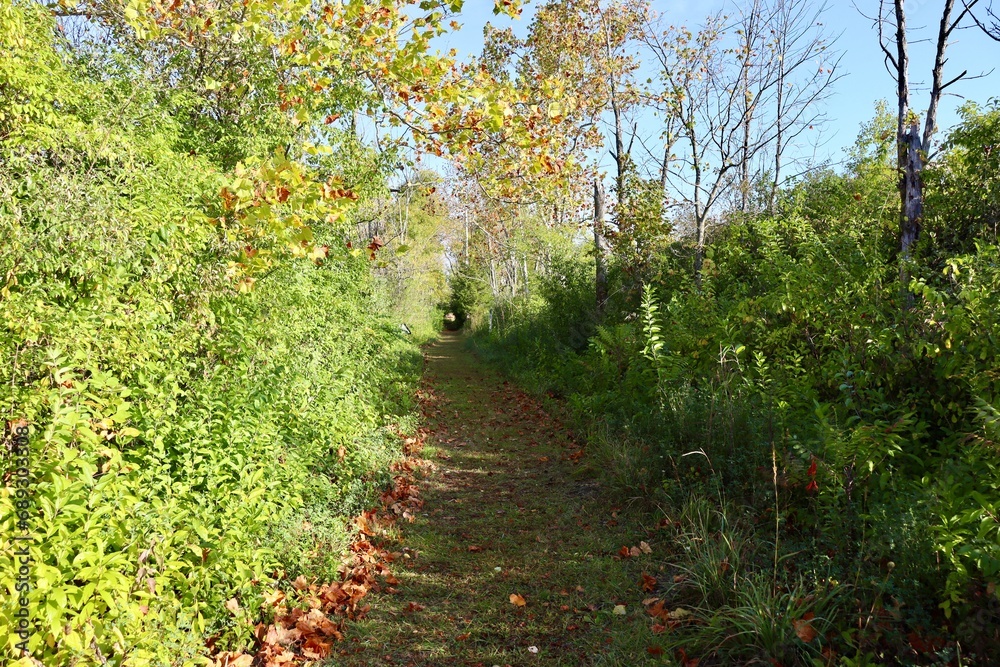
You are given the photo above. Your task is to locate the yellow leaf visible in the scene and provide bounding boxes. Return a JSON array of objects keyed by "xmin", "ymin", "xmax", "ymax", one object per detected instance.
[{"xmin": 509, "ymin": 593, "xmax": 526, "ymax": 607}]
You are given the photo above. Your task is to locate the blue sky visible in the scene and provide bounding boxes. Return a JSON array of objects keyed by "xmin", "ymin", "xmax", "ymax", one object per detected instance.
[{"xmin": 438, "ymin": 0, "xmax": 999, "ymax": 172}]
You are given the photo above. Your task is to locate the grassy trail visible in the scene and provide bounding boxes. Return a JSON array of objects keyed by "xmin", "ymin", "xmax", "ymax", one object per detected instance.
[{"xmin": 328, "ymin": 332, "xmax": 666, "ymax": 666}]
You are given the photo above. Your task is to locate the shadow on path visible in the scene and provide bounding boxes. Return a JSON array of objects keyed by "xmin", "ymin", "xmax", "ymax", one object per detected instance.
[{"xmin": 328, "ymin": 332, "xmax": 661, "ymax": 666}]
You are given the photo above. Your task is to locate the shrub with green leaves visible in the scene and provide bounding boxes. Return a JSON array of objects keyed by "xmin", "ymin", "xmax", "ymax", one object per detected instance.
[
  {"xmin": 0, "ymin": 3, "xmax": 425, "ymax": 664},
  {"xmin": 470, "ymin": 102, "xmax": 1000, "ymax": 661}
]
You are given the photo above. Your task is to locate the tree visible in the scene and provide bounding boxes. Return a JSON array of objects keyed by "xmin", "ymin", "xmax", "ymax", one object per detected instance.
[
  {"xmin": 873, "ymin": 0, "xmax": 994, "ymax": 300},
  {"xmin": 641, "ymin": 0, "xmax": 839, "ymax": 283}
]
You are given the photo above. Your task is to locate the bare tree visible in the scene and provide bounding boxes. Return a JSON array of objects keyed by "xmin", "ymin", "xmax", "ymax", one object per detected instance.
[
  {"xmin": 874, "ymin": 0, "xmax": 993, "ymax": 303},
  {"xmin": 641, "ymin": 0, "xmax": 839, "ymax": 282},
  {"xmin": 765, "ymin": 0, "xmax": 842, "ymax": 212}
]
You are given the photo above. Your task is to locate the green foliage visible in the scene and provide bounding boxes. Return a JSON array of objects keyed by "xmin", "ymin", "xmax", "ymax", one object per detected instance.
[
  {"xmin": 472, "ymin": 103, "xmax": 1000, "ymax": 662},
  {"xmin": 924, "ymin": 100, "xmax": 1000, "ymax": 257},
  {"xmin": 0, "ymin": 3, "xmax": 427, "ymax": 665}
]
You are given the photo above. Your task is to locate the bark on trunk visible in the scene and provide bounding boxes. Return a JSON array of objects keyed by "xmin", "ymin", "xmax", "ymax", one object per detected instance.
[
  {"xmin": 694, "ymin": 215, "xmax": 706, "ymax": 289},
  {"xmin": 594, "ymin": 179, "xmax": 609, "ymax": 315},
  {"xmin": 899, "ymin": 120, "xmax": 923, "ymax": 300}
]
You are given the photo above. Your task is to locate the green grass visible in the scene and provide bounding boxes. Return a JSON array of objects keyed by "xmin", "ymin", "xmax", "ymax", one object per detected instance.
[{"xmin": 326, "ymin": 332, "xmax": 669, "ymax": 666}]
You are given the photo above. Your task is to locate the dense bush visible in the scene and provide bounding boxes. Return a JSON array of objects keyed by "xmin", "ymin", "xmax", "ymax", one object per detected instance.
[
  {"xmin": 469, "ymin": 107, "xmax": 1000, "ymax": 661},
  {"xmin": 0, "ymin": 3, "xmax": 424, "ymax": 664}
]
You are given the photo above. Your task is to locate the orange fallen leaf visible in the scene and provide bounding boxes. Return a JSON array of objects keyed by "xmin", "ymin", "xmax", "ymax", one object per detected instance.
[
  {"xmin": 263, "ymin": 590, "xmax": 286, "ymax": 607},
  {"xmin": 647, "ymin": 645, "xmax": 664, "ymax": 656},
  {"xmin": 468, "ymin": 545, "xmax": 483, "ymax": 552},
  {"xmin": 509, "ymin": 593, "xmax": 527, "ymax": 607},
  {"xmin": 406, "ymin": 601, "xmax": 425, "ymax": 613},
  {"xmin": 640, "ymin": 573, "xmax": 657, "ymax": 592},
  {"xmin": 456, "ymin": 632, "xmax": 471, "ymax": 641},
  {"xmin": 792, "ymin": 611, "xmax": 817, "ymax": 642},
  {"xmin": 214, "ymin": 653, "xmax": 253, "ymax": 667}
]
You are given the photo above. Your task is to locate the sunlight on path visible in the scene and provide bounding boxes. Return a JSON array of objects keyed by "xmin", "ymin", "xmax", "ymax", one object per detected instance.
[{"xmin": 327, "ymin": 332, "xmax": 662, "ymax": 667}]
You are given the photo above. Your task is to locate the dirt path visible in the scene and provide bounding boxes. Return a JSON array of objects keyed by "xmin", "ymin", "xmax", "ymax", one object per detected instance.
[{"xmin": 328, "ymin": 332, "xmax": 663, "ymax": 666}]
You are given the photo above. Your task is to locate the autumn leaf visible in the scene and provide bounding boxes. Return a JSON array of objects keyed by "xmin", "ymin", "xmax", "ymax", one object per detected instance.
[
  {"xmin": 468, "ymin": 545, "xmax": 483, "ymax": 552},
  {"xmin": 640, "ymin": 573, "xmax": 657, "ymax": 592},
  {"xmin": 509, "ymin": 593, "xmax": 527, "ymax": 607},
  {"xmin": 647, "ymin": 645, "xmax": 664, "ymax": 656},
  {"xmin": 639, "ymin": 541, "xmax": 653, "ymax": 554},
  {"xmin": 676, "ymin": 647, "xmax": 700, "ymax": 667},
  {"xmin": 225, "ymin": 597, "xmax": 240, "ymax": 614},
  {"xmin": 667, "ymin": 607, "xmax": 692, "ymax": 621},
  {"xmin": 792, "ymin": 611, "xmax": 818, "ymax": 642},
  {"xmin": 406, "ymin": 601, "xmax": 425, "ymax": 613},
  {"xmin": 214, "ymin": 653, "xmax": 253, "ymax": 667}
]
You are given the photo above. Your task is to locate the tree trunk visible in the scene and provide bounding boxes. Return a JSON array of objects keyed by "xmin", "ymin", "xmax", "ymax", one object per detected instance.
[
  {"xmin": 770, "ymin": 56, "xmax": 785, "ymax": 214},
  {"xmin": 694, "ymin": 214, "xmax": 706, "ymax": 289},
  {"xmin": 899, "ymin": 120, "xmax": 923, "ymax": 301},
  {"xmin": 594, "ymin": 179, "xmax": 609, "ymax": 315}
]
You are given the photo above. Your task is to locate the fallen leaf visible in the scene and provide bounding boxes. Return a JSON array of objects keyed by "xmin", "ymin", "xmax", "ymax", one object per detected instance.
[
  {"xmin": 792, "ymin": 612, "xmax": 817, "ymax": 642},
  {"xmin": 651, "ymin": 623, "xmax": 667, "ymax": 634},
  {"xmin": 509, "ymin": 593, "xmax": 527, "ymax": 607},
  {"xmin": 456, "ymin": 633, "xmax": 471, "ymax": 641},
  {"xmin": 647, "ymin": 645, "xmax": 664, "ymax": 657},
  {"xmin": 405, "ymin": 602, "xmax": 425, "ymax": 613},
  {"xmin": 263, "ymin": 590, "xmax": 286, "ymax": 607},
  {"xmin": 667, "ymin": 607, "xmax": 692, "ymax": 621},
  {"xmin": 640, "ymin": 573, "xmax": 657, "ymax": 592},
  {"xmin": 215, "ymin": 653, "xmax": 253, "ymax": 667},
  {"xmin": 468, "ymin": 545, "xmax": 483, "ymax": 552},
  {"xmin": 301, "ymin": 635, "xmax": 332, "ymax": 659},
  {"xmin": 640, "ymin": 541, "xmax": 653, "ymax": 554},
  {"xmin": 613, "ymin": 605, "xmax": 627, "ymax": 615}
]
